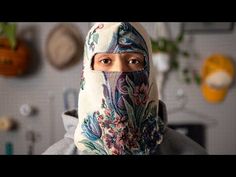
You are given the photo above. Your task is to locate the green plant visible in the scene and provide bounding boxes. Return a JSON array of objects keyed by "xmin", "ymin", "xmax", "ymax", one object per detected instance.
[
  {"xmin": 151, "ymin": 31, "xmax": 189, "ymax": 70},
  {"xmin": 0, "ymin": 22, "xmax": 17, "ymax": 49},
  {"xmin": 151, "ymin": 31, "xmax": 201, "ymax": 85}
]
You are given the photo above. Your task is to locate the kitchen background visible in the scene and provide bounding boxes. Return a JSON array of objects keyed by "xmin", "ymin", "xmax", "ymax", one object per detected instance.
[{"xmin": 0, "ymin": 22, "xmax": 235, "ymax": 154}]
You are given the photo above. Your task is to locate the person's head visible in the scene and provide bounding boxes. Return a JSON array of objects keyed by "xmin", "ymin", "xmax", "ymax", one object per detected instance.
[
  {"xmin": 75, "ymin": 22, "xmax": 166, "ymax": 155},
  {"xmin": 84, "ymin": 22, "xmax": 151, "ymax": 73}
]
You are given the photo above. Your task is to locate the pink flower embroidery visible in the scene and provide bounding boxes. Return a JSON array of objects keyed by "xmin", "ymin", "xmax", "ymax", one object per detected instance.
[{"xmin": 133, "ymin": 83, "xmax": 149, "ymax": 105}]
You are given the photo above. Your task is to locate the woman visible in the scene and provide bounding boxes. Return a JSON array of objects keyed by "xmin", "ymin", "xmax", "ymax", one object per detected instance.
[{"xmin": 43, "ymin": 22, "xmax": 207, "ymax": 155}]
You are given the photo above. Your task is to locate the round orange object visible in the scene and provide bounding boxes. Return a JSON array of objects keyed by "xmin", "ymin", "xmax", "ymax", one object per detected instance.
[
  {"xmin": 0, "ymin": 38, "xmax": 30, "ymax": 76},
  {"xmin": 201, "ymin": 54, "xmax": 234, "ymax": 103}
]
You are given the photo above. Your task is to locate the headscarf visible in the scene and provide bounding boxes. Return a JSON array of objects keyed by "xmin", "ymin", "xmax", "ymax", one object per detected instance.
[{"xmin": 74, "ymin": 22, "xmax": 165, "ymax": 155}]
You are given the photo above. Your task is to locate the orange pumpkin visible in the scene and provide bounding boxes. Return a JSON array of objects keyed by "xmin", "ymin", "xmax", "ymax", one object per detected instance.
[{"xmin": 0, "ymin": 38, "xmax": 30, "ymax": 76}]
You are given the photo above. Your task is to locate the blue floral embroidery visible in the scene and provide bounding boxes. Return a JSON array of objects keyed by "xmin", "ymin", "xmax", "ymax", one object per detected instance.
[
  {"xmin": 81, "ymin": 112, "xmax": 102, "ymax": 141},
  {"xmin": 87, "ymin": 24, "xmax": 104, "ymax": 52},
  {"xmin": 80, "ymin": 73, "xmax": 164, "ymax": 155}
]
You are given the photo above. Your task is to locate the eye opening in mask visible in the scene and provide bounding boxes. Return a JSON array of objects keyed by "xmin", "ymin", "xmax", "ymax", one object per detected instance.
[{"xmin": 91, "ymin": 52, "xmax": 147, "ymax": 72}]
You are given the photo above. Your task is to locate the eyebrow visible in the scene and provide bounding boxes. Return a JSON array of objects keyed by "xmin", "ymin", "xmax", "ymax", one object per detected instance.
[
  {"xmin": 94, "ymin": 53, "xmax": 145, "ymax": 60},
  {"xmin": 94, "ymin": 54, "xmax": 111, "ymax": 60}
]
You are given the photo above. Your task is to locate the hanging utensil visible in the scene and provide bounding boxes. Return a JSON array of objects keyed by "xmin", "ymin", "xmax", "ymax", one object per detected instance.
[{"xmin": 63, "ymin": 88, "xmax": 78, "ymax": 110}]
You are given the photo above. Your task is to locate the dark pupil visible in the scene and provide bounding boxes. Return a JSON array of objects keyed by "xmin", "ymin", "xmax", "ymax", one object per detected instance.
[{"xmin": 103, "ymin": 59, "xmax": 110, "ymax": 63}]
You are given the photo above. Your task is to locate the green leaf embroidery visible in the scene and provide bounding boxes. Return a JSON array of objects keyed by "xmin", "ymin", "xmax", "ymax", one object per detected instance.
[
  {"xmin": 135, "ymin": 106, "xmax": 145, "ymax": 128},
  {"xmin": 123, "ymin": 97, "xmax": 136, "ymax": 128},
  {"xmin": 137, "ymin": 83, "xmax": 154, "ymax": 125},
  {"xmin": 142, "ymin": 101, "xmax": 157, "ymax": 124},
  {"xmin": 79, "ymin": 139, "xmax": 107, "ymax": 155},
  {"xmin": 125, "ymin": 76, "xmax": 136, "ymax": 105},
  {"xmin": 80, "ymin": 78, "xmax": 85, "ymax": 90},
  {"xmin": 110, "ymin": 110, "xmax": 115, "ymax": 120},
  {"xmin": 93, "ymin": 33, "xmax": 99, "ymax": 44},
  {"xmin": 85, "ymin": 44, "xmax": 89, "ymax": 60},
  {"xmin": 126, "ymin": 75, "xmax": 135, "ymax": 89}
]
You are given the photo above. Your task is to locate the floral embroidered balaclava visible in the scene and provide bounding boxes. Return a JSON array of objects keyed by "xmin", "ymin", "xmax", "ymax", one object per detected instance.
[{"xmin": 74, "ymin": 22, "xmax": 166, "ymax": 155}]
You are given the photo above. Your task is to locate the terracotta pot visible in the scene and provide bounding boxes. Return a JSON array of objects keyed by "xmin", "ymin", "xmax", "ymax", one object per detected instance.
[{"xmin": 0, "ymin": 38, "xmax": 30, "ymax": 76}]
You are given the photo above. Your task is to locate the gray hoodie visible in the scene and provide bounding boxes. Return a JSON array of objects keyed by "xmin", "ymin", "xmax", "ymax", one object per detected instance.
[{"xmin": 43, "ymin": 101, "xmax": 207, "ymax": 155}]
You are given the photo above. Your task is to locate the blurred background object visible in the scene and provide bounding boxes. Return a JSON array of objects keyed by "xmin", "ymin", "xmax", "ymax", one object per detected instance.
[
  {"xmin": 0, "ymin": 22, "xmax": 236, "ymax": 154},
  {"xmin": 0, "ymin": 116, "xmax": 17, "ymax": 132},
  {"xmin": 46, "ymin": 23, "xmax": 84, "ymax": 70},
  {"xmin": 182, "ymin": 22, "xmax": 234, "ymax": 34},
  {"xmin": 151, "ymin": 23, "xmax": 199, "ymax": 100},
  {"xmin": 5, "ymin": 142, "xmax": 14, "ymax": 155},
  {"xmin": 201, "ymin": 54, "xmax": 235, "ymax": 103},
  {"xmin": 0, "ymin": 22, "xmax": 30, "ymax": 77}
]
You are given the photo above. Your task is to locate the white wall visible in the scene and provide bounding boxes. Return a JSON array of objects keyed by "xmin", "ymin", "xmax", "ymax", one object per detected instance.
[
  {"xmin": 0, "ymin": 22, "xmax": 235, "ymax": 154},
  {"xmin": 142, "ymin": 22, "xmax": 236, "ymax": 154},
  {"xmin": 0, "ymin": 22, "xmax": 89, "ymax": 154}
]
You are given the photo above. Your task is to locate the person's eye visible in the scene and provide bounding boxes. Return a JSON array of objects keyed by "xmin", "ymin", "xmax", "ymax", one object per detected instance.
[
  {"xmin": 99, "ymin": 58, "xmax": 112, "ymax": 64},
  {"xmin": 128, "ymin": 59, "xmax": 142, "ymax": 65}
]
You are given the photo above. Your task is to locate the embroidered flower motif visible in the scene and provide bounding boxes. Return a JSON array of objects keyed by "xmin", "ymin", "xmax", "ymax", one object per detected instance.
[
  {"xmin": 142, "ymin": 117, "xmax": 163, "ymax": 152},
  {"xmin": 133, "ymin": 83, "xmax": 149, "ymax": 105},
  {"xmin": 87, "ymin": 24, "xmax": 104, "ymax": 52},
  {"xmin": 82, "ymin": 113, "xmax": 102, "ymax": 141}
]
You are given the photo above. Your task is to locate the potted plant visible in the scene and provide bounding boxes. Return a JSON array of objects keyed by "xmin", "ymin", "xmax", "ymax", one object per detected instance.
[
  {"xmin": 151, "ymin": 31, "xmax": 201, "ymax": 85},
  {"xmin": 0, "ymin": 22, "xmax": 30, "ymax": 77}
]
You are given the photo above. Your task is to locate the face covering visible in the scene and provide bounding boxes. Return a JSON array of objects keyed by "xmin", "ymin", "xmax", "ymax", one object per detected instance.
[{"xmin": 74, "ymin": 22, "xmax": 166, "ymax": 155}]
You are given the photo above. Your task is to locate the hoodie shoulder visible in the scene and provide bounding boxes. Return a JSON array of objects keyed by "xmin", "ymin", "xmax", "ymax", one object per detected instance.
[
  {"xmin": 42, "ymin": 138, "xmax": 79, "ymax": 155},
  {"xmin": 42, "ymin": 109, "xmax": 79, "ymax": 155},
  {"xmin": 158, "ymin": 127, "xmax": 208, "ymax": 155},
  {"xmin": 157, "ymin": 100, "xmax": 207, "ymax": 155}
]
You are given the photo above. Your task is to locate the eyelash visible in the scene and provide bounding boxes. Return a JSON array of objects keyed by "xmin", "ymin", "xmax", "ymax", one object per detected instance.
[
  {"xmin": 99, "ymin": 58, "xmax": 112, "ymax": 64},
  {"xmin": 128, "ymin": 59, "xmax": 142, "ymax": 64},
  {"xmin": 99, "ymin": 58, "xmax": 142, "ymax": 65}
]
